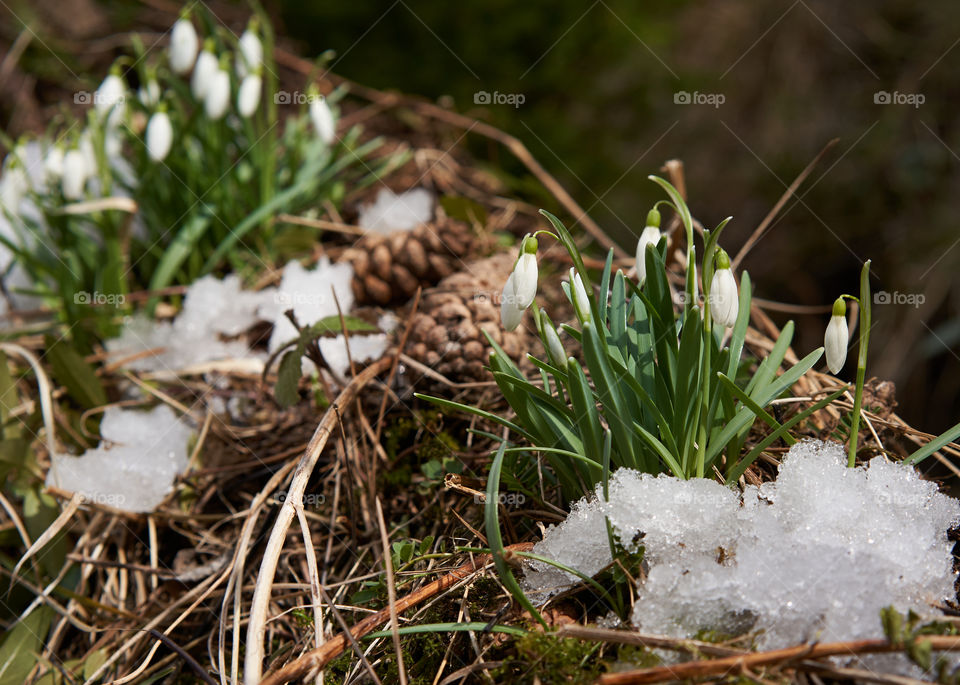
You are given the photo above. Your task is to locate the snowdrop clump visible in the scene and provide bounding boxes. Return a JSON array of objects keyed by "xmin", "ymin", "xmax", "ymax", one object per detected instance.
[{"xmin": 525, "ymin": 440, "xmax": 960, "ymax": 651}]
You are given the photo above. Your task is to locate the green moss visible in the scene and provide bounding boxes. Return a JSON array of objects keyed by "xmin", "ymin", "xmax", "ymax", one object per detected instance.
[{"xmin": 491, "ymin": 633, "xmax": 604, "ymax": 685}]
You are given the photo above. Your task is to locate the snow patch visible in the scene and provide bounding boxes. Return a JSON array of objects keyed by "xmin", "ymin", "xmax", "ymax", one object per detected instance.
[
  {"xmin": 525, "ymin": 440, "xmax": 960, "ymax": 650},
  {"xmin": 46, "ymin": 405, "xmax": 193, "ymax": 513},
  {"xmin": 106, "ymin": 260, "xmax": 387, "ymax": 378},
  {"xmin": 358, "ymin": 188, "xmax": 433, "ymax": 234}
]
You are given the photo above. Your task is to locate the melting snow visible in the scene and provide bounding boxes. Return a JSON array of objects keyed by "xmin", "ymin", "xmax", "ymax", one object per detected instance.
[
  {"xmin": 357, "ymin": 188, "xmax": 433, "ymax": 234},
  {"xmin": 525, "ymin": 440, "xmax": 960, "ymax": 651},
  {"xmin": 106, "ymin": 258, "xmax": 387, "ymax": 378},
  {"xmin": 46, "ymin": 405, "xmax": 193, "ymax": 513}
]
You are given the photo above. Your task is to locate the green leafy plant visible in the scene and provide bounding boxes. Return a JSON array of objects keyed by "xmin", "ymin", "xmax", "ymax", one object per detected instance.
[
  {"xmin": 422, "ymin": 176, "xmax": 835, "ymax": 503},
  {"xmin": 0, "ymin": 4, "xmax": 406, "ymax": 344}
]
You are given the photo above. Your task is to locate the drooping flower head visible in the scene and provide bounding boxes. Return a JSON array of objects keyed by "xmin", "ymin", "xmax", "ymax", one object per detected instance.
[
  {"xmin": 192, "ymin": 39, "xmax": 219, "ymax": 100},
  {"xmin": 236, "ymin": 20, "xmax": 263, "ymax": 78},
  {"xmin": 634, "ymin": 207, "xmax": 662, "ymax": 284},
  {"xmin": 169, "ymin": 15, "xmax": 199, "ymax": 75},
  {"xmin": 146, "ymin": 106, "xmax": 173, "ymax": 162},
  {"xmin": 309, "ymin": 93, "xmax": 336, "ymax": 144},
  {"xmin": 204, "ymin": 55, "xmax": 232, "ymax": 120},
  {"xmin": 824, "ymin": 297, "xmax": 849, "ymax": 374},
  {"xmin": 708, "ymin": 248, "xmax": 738, "ymax": 328}
]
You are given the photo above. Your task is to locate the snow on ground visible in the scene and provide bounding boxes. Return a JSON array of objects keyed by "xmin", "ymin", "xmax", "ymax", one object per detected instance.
[
  {"xmin": 357, "ymin": 187, "xmax": 433, "ymax": 234},
  {"xmin": 525, "ymin": 440, "xmax": 960, "ymax": 651},
  {"xmin": 46, "ymin": 405, "xmax": 192, "ymax": 513},
  {"xmin": 105, "ymin": 259, "xmax": 388, "ymax": 379}
]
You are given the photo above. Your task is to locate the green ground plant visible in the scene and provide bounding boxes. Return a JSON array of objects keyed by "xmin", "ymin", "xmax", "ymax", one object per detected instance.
[{"xmin": 0, "ymin": 4, "xmax": 404, "ymax": 345}]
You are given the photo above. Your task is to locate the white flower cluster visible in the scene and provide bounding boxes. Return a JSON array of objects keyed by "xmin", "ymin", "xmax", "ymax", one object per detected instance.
[{"xmin": 0, "ymin": 8, "xmax": 339, "ymax": 210}]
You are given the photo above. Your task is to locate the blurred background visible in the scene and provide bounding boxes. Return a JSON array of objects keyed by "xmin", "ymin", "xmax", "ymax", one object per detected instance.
[{"xmin": 1, "ymin": 0, "xmax": 957, "ymax": 434}]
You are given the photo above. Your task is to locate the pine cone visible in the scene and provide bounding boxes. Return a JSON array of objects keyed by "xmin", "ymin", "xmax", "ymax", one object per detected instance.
[
  {"xmin": 343, "ymin": 218, "xmax": 476, "ymax": 305},
  {"xmin": 405, "ymin": 252, "xmax": 532, "ymax": 386}
]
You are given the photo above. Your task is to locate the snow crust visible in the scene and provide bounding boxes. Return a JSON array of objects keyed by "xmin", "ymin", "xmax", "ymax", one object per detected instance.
[
  {"xmin": 46, "ymin": 405, "xmax": 192, "ymax": 512},
  {"xmin": 357, "ymin": 188, "xmax": 433, "ymax": 234},
  {"xmin": 106, "ymin": 259, "xmax": 387, "ymax": 378},
  {"xmin": 525, "ymin": 440, "xmax": 960, "ymax": 650}
]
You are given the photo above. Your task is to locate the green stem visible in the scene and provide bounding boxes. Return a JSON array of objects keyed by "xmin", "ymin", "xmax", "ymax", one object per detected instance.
[{"xmin": 847, "ymin": 260, "xmax": 872, "ymax": 467}]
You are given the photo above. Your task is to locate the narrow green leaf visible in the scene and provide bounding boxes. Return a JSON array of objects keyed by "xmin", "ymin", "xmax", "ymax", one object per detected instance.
[
  {"xmin": 485, "ymin": 441, "xmax": 547, "ymax": 628},
  {"xmin": 45, "ymin": 336, "xmax": 107, "ymax": 409},
  {"xmin": 904, "ymin": 420, "xmax": 960, "ymax": 466},
  {"xmin": 726, "ymin": 385, "xmax": 848, "ymax": 483},
  {"xmin": 365, "ymin": 622, "xmax": 526, "ymax": 639},
  {"xmin": 0, "ymin": 606, "xmax": 52, "ymax": 685}
]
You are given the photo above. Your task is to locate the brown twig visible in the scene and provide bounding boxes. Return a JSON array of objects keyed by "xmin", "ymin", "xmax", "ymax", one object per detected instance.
[
  {"xmin": 596, "ymin": 635, "xmax": 960, "ymax": 684},
  {"xmin": 731, "ymin": 139, "xmax": 839, "ymax": 271}
]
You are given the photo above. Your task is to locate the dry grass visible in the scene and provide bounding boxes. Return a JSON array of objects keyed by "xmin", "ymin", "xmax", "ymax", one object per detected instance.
[{"xmin": 2, "ymin": 52, "xmax": 959, "ymax": 685}]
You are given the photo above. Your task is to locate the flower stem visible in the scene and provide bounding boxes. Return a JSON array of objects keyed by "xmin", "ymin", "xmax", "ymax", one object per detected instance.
[{"xmin": 847, "ymin": 260, "xmax": 871, "ymax": 467}]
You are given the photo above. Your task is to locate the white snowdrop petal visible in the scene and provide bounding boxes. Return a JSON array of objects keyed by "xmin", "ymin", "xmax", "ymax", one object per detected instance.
[
  {"xmin": 500, "ymin": 272, "xmax": 523, "ymax": 331},
  {"xmin": 204, "ymin": 69, "xmax": 231, "ymax": 120},
  {"xmin": 146, "ymin": 112, "xmax": 173, "ymax": 162},
  {"xmin": 191, "ymin": 50, "xmax": 218, "ymax": 100},
  {"xmin": 511, "ymin": 253, "xmax": 538, "ymax": 309},
  {"xmin": 44, "ymin": 147, "xmax": 65, "ymax": 182},
  {"xmin": 237, "ymin": 74, "xmax": 262, "ymax": 117},
  {"xmin": 236, "ymin": 30, "xmax": 263, "ymax": 77},
  {"xmin": 571, "ymin": 270, "xmax": 591, "ymax": 320},
  {"xmin": 309, "ymin": 98, "xmax": 336, "ymax": 144},
  {"xmin": 708, "ymin": 268, "xmax": 739, "ymax": 328},
  {"xmin": 169, "ymin": 18, "xmax": 199, "ymax": 74},
  {"xmin": 634, "ymin": 224, "xmax": 662, "ymax": 283},
  {"xmin": 824, "ymin": 314, "xmax": 849, "ymax": 374},
  {"xmin": 62, "ymin": 149, "xmax": 87, "ymax": 200},
  {"xmin": 544, "ymin": 324, "xmax": 566, "ymax": 367}
]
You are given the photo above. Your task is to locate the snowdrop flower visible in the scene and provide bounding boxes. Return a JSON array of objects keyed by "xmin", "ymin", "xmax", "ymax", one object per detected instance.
[
  {"xmin": 62, "ymin": 149, "xmax": 88, "ymax": 200},
  {"xmin": 236, "ymin": 22, "xmax": 263, "ymax": 77},
  {"xmin": 105, "ymin": 130, "xmax": 123, "ymax": 159},
  {"xmin": 204, "ymin": 59, "xmax": 231, "ymax": 120},
  {"xmin": 499, "ymin": 236, "xmax": 539, "ymax": 330},
  {"xmin": 0, "ymin": 159, "xmax": 26, "ymax": 214},
  {"xmin": 634, "ymin": 208, "xmax": 662, "ymax": 284},
  {"xmin": 500, "ymin": 272, "xmax": 524, "ymax": 331},
  {"xmin": 570, "ymin": 269, "xmax": 591, "ymax": 321},
  {"xmin": 139, "ymin": 77, "xmax": 160, "ymax": 107},
  {"xmin": 824, "ymin": 297, "xmax": 848, "ymax": 374},
  {"xmin": 237, "ymin": 71, "xmax": 262, "ymax": 117},
  {"xmin": 95, "ymin": 68, "xmax": 126, "ymax": 128},
  {"xmin": 78, "ymin": 132, "xmax": 97, "ymax": 179},
  {"xmin": 544, "ymin": 321, "xmax": 566, "ymax": 367},
  {"xmin": 191, "ymin": 40, "xmax": 218, "ymax": 100},
  {"xmin": 511, "ymin": 236, "xmax": 538, "ymax": 309},
  {"xmin": 44, "ymin": 145, "xmax": 65, "ymax": 182},
  {"xmin": 309, "ymin": 95, "xmax": 336, "ymax": 144},
  {"xmin": 146, "ymin": 108, "xmax": 173, "ymax": 162},
  {"xmin": 169, "ymin": 16, "xmax": 199, "ymax": 75},
  {"xmin": 708, "ymin": 249, "xmax": 738, "ymax": 328}
]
